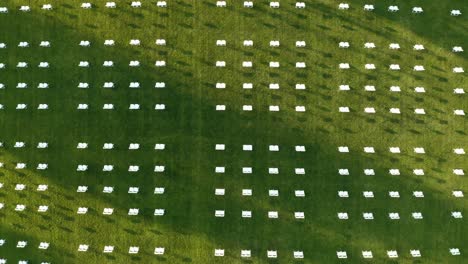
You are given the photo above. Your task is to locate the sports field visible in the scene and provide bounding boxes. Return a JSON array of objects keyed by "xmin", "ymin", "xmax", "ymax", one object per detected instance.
[{"xmin": 0, "ymin": 0, "xmax": 467, "ymax": 263}]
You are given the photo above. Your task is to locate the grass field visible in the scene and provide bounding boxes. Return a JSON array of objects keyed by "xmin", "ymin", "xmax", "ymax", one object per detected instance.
[{"xmin": 0, "ymin": 0, "xmax": 467, "ymax": 263}]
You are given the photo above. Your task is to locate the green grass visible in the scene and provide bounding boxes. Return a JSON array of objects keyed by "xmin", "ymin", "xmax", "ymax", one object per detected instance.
[{"xmin": 0, "ymin": 0, "xmax": 467, "ymax": 263}]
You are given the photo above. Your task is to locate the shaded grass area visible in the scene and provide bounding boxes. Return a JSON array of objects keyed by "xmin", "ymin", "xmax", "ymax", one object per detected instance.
[{"xmin": 0, "ymin": 0, "xmax": 466, "ymax": 263}]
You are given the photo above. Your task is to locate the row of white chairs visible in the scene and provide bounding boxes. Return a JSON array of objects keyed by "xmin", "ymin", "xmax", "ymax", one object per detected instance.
[
  {"xmin": 339, "ymin": 42, "xmax": 463, "ymax": 53},
  {"xmin": 216, "ymin": 1, "xmax": 305, "ymax": 9},
  {"xmin": 0, "ymin": 143, "xmax": 307, "ymax": 152},
  {"xmin": 75, "ymin": 207, "xmax": 166, "ymax": 216},
  {"xmin": 0, "ymin": 240, "xmax": 51, "ymax": 249},
  {"xmin": 0, "ymin": 142, "xmax": 166, "ymax": 150},
  {"xmin": 214, "ymin": 249, "xmax": 304, "ymax": 258},
  {"xmin": 337, "ymin": 190, "xmax": 464, "ymax": 198},
  {"xmin": 211, "ymin": 104, "xmax": 464, "ymax": 116},
  {"xmin": 337, "ymin": 63, "xmax": 464, "ymax": 72},
  {"xmin": 338, "ymin": 168, "xmax": 465, "ymax": 176},
  {"xmin": 3, "ymin": 82, "xmax": 463, "ymax": 94},
  {"xmin": 3, "ymin": 40, "xmax": 462, "ymax": 53},
  {"xmin": 0, "ymin": 82, "xmax": 166, "ymax": 89},
  {"xmin": 81, "ymin": 2, "xmax": 167, "ymax": 9},
  {"xmin": 0, "ymin": 204, "xmax": 163, "ymax": 216},
  {"xmin": 214, "ymin": 83, "xmax": 308, "ymax": 89},
  {"xmin": 214, "ymin": 249, "xmax": 455, "ymax": 259},
  {"xmin": 0, "ymin": 240, "xmax": 166, "ymax": 255},
  {"xmin": 0, "ymin": 5, "xmax": 51, "ymax": 12},
  {"xmin": 214, "ymin": 83, "xmax": 465, "ymax": 93},
  {"xmin": 1, "ymin": 41, "xmax": 464, "ymax": 52},
  {"xmin": 337, "ymin": 107, "xmax": 465, "ymax": 116},
  {"xmin": 0, "ymin": 62, "xmax": 49, "ymax": 68},
  {"xmin": 0, "ymin": 39, "xmax": 166, "ymax": 48},
  {"xmin": 1, "ymin": 163, "xmax": 166, "ymax": 172},
  {"xmin": 6, "ymin": 142, "xmax": 461, "ymax": 154},
  {"xmin": 213, "ymin": 167, "xmax": 466, "ymax": 176},
  {"xmin": 214, "ymin": 189, "xmax": 306, "ymax": 197},
  {"xmin": 77, "ymin": 245, "xmax": 166, "ymax": 254},
  {"xmin": 0, "ymin": 104, "xmax": 49, "ymax": 110},
  {"xmin": 1, "ymin": 61, "xmax": 169, "ymax": 68},
  {"xmin": 215, "ymin": 40, "xmax": 463, "ymax": 52},
  {"xmin": 337, "ymin": 146, "xmax": 465, "ymax": 154},
  {"xmin": 214, "ymin": 144, "xmax": 307, "ymax": 152},
  {"xmin": 0, "ymin": 41, "xmax": 51, "ymax": 48},
  {"xmin": 0, "ymin": 3, "xmax": 462, "ymax": 15},
  {"xmin": 339, "ymin": 86, "xmax": 465, "ymax": 94},
  {"xmin": 213, "ymin": 105, "xmax": 306, "ymax": 112},
  {"xmin": 0, "ymin": 203, "xmax": 49, "ymax": 212},
  {"xmin": 214, "ymin": 210, "xmax": 305, "ymax": 219},
  {"xmin": 336, "ymin": 249, "xmax": 462, "ymax": 259},
  {"xmin": 338, "ymin": 85, "xmax": 463, "ymax": 93},
  {"xmin": 3, "ymin": 162, "xmax": 463, "ymax": 176},
  {"xmin": 0, "ymin": 184, "xmax": 166, "ymax": 194},
  {"xmin": 212, "ymin": 61, "xmax": 464, "ymax": 72},
  {"xmin": 336, "ymin": 212, "xmax": 463, "ymax": 220},
  {"xmin": 338, "ymin": 3, "xmax": 462, "ymax": 15},
  {"xmin": 0, "ymin": 184, "xmax": 462, "ymax": 198},
  {"xmin": 336, "ymin": 249, "xmax": 428, "ymax": 259},
  {"xmin": 75, "ymin": 103, "xmax": 166, "ymax": 110}
]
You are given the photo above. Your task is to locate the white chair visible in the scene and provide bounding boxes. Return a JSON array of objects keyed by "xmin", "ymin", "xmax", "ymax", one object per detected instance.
[
  {"xmin": 216, "ymin": 40, "xmax": 226, "ymax": 46},
  {"xmin": 216, "ymin": 1, "xmax": 226, "ymax": 7},
  {"xmin": 362, "ymin": 251, "xmax": 373, "ymax": 258},
  {"xmin": 130, "ymin": 39, "xmax": 141, "ymax": 46},
  {"xmin": 338, "ymin": 3, "xmax": 349, "ymax": 10},
  {"xmin": 19, "ymin": 6, "xmax": 31, "ymax": 12},
  {"xmin": 389, "ymin": 43, "xmax": 400, "ymax": 49},
  {"xmin": 214, "ymin": 249, "xmax": 224, "ymax": 256},
  {"xmin": 339, "ymin": 63, "xmax": 350, "ymax": 69},
  {"xmin": 451, "ymin": 10, "xmax": 462, "ymax": 16},
  {"xmin": 131, "ymin": 2, "xmax": 142, "ymax": 8},
  {"xmin": 42, "ymin": 4, "xmax": 53, "ymax": 10},
  {"xmin": 413, "ymin": 44, "xmax": 425, "ymax": 50},
  {"xmin": 78, "ymin": 245, "xmax": 89, "ymax": 252},
  {"xmin": 388, "ymin": 6, "xmax": 399, "ymax": 12},
  {"xmin": 104, "ymin": 39, "xmax": 115, "ymax": 46},
  {"xmin": 154, "ymin": 247, "xmax": 165, "ymax": 255},
  {"xmin": 79, "ymin": 40, "xmax": 91, "ymax": 47},
  {"xmin": 105, "ymin": 2, "xmax": 116, "ymax": 8},
  {"xmin": 270, "ymin": 2, "xmax": 280, "ymax": 8},
  {"xmin": 364, "ymin": 42, "xmax": 376, "ymax": 49},
  {"xmin": 412, "ymin": 7, "xmax": 423, "ymax": 13},
  {"xmin": 81, "ymin": 3, "xmax": 92, "ymax": 9},
  {"xmin": 363, "ymin": 4, "xmax": 374, "ymax": 11},
  {"xmin": 243, "ymin": 40, "xmax": 253, "ymax": 46},
  {"xmin": 270, "ymin": 40, "xmax": 280, "ymax": 47},
  {"xmin": 103, "ymin": 246, "xmax": 114, "ymax": 253},
  {"xmin": 296, "ymin": 2, "xmax": 305, "ymax": 9},
  {"xmin": 337, "ymin": 251, "xmax": 347, "ymax": 258},
  {"xmin": 244, "ymin": 1, "xmax": 253, "ymax": 8},
  {"xmin": 18, "ymin": 41, "xmax": 29, "ymax": 47},
  {"xmin": 387, "ymin": 250, "xmax": 398, "ymax": 258},
  {"xmin": 339, "ymin": 41, "xmax": 350, "ymax": 48},
  {"xmin": 157, "ymin": 1, "xmax": 167, "ymax": 7},
  {"xmin": 39, "ymin": 41, "xmax": 51, "ymax": 47},
  {"xmin": 241, "ymin": 250, "xmax": 251, "ymax": 258},
  {"xmin": 267, "ymin": 250, "xmax": 277, "ymax": 258}
]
